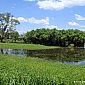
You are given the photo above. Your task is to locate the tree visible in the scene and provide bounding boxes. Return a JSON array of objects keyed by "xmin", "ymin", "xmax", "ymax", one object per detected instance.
[
  {"xmin": 0, "ymin": 13, "xmax": 20, "ymax": 42},
  {"xmin": 9, "ymin": 30, "xmax": 19, "ymax": 42},
  {"xmin": 25, "ymin": 28, "xmax": 85, "ymax": 47}
]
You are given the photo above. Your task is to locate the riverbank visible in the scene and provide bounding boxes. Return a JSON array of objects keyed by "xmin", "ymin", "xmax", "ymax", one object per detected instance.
[
  {"xmin": 0, "ymin": 43, "xmax": 58, "ymax": 50},
  {"xmin": 0, "ymin": 54, "xmax": 85, "ymax": 85}
]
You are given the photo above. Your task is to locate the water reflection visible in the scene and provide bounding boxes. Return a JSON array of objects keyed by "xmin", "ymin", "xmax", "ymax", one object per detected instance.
[
  {"xmin": 0, "ymin": 49, "xmax": 26, "ymax": 56},
  {"xmin": 0, "ymin": 48, "xmax": 85, "ymax": 65}
]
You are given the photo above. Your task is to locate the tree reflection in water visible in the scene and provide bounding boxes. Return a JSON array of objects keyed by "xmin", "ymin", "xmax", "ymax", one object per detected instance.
[{"xmin": 0, "ymin": 48, "xmax": 85, "ymax": 64}]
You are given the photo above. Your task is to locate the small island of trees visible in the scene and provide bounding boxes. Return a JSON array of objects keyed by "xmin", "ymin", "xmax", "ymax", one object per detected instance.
[{"xmin": 24, "ymin": 29, "xmax": 85, "ymax": 47}]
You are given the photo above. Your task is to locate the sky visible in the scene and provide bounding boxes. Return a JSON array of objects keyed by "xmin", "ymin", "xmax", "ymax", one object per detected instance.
[{"xmin": 0, "ymin": 0, "xmax": 85, "ymax": 34}]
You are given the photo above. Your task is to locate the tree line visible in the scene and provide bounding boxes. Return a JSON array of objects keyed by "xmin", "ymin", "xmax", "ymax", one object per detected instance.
[
  {"xmin": 0, "ymin": 13, "xmax": 85, "ymax": 47},
  {"xmin": 24, "ymin": 28, "xmax": 85, "ymax": 47}
]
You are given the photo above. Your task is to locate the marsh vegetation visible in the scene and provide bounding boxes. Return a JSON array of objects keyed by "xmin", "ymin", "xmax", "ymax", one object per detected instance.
[
  {"xmin": 0, "ymin": 54, "xmax": 85, "ymax": 85},
  {"xmin": 0, "ymin": 13, "xmax": 85, "ymax": 85}
]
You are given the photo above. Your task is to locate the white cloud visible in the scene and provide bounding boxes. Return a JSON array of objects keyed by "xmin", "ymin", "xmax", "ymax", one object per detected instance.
[
  {"xmin": 68, "ymin": 21, "xmax": 85, "ymax": 28},
  {"xmin": 17, "ymin": 17, "xmax": 49, "ymax": 25},
  {"xmin": 42, "ymin": 25, "xmax": 62, "ymax": 30},
  {"xmin": 75, "ymin": 14, "xmax": 85, "ymax": 20},
  {"xmin": 17, "ymin": 17, "xmax": 28, "ymax": 22},
  {"xmin": 45, "ymin": 25, "xmax": 58, "ymax": 28},
  {"xmin": 28, "ymin": 17, "xmax": 49, "ymax": 25},
  {"xmin": 37, "ymin": 0, "xmax": 85, "ymax": 10},
  {"xmin": 68, "ymin": 22, "xmax": 79, "ymax": 26}
]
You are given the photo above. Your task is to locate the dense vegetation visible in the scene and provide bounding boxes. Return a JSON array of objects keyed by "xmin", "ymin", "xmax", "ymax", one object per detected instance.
[
  {"xmin": 0, "ymin": 54, "xmax": 85, "ymax": 85},
  {"xmin": 25, "ymin": 29, "xmax": 85, "ymax": 47}
]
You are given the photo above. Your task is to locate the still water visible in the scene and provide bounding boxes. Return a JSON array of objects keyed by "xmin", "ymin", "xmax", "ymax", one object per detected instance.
[{"xmin": 0, "ymin": 48, "xmax": 85, "ymax": 65}]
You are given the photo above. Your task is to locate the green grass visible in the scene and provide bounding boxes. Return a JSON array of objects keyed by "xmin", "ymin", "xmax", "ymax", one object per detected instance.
[
  {"xmin": 0, "ymin": 54, "xmax": 85, "ymax": 85},
  {"xmin": 0, "ymin": 43, "xmax": 58, "ymax": 50}
]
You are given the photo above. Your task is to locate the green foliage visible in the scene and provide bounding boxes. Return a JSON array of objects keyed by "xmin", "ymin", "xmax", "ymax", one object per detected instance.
[
  {"xmin": 9, "ymin": 30, "xmax": 19, "ymax": 42},
  {"xmin": 25, "ymin": 29, "xmax": 85, "ymax": 47},
  {"xmin": 0, "ymin": 54, "xmax": 85, "ymax": 85},
  {"xmin": 0, "ymin": 13, "xmax": 20, "ymax": 42}
]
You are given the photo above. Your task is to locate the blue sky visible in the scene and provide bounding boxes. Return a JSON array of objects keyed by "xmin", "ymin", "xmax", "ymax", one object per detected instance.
[{"xmin": 0, "ymin": 0, "xmax": 85, "ymax": 34}]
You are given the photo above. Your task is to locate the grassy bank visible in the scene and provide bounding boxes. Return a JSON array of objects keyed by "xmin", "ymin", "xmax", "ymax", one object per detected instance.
[
  {"xmin": 0, "ymin": 43, "xmax": 58, "ymax": 50},
  {"xmin": 0, "ymin": 54, "xmax": 85, "ymax": 85}
]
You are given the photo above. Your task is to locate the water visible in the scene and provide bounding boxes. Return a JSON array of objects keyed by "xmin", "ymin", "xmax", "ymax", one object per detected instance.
[{"xmin": 0, "ymin": 48, "xmax": 85, "ymax": 65}]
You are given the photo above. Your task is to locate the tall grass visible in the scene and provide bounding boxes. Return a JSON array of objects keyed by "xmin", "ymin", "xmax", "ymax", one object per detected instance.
[
  {"xmin": 0, "ymin": 43, "xmax": 58, "ymax": 50},
  {"xmin": 0, "ymin": 54, "xmax": 85, "ymax": 85}
]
